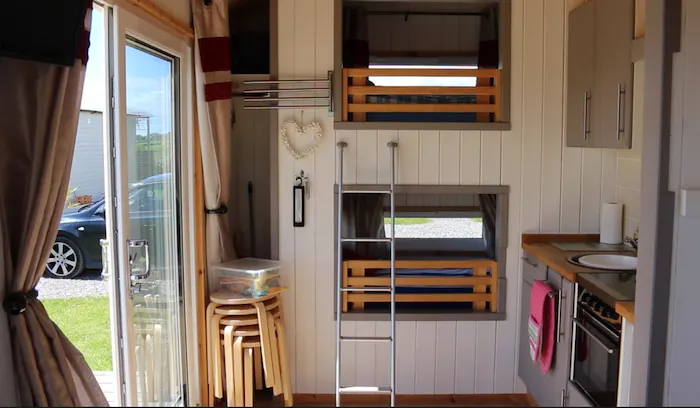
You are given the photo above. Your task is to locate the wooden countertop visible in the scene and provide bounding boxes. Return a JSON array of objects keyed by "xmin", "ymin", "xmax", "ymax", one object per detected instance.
[
  {"xmin": 615, "ymin": 301, "xmax": 635, "ymax": 324},
  {"xmin": 522, "ymin": 233, "xmax": 636, "ymax": 323},
  {"xmin": 522, "ymin": 234, "xmax": 635, "ymax": 282}
]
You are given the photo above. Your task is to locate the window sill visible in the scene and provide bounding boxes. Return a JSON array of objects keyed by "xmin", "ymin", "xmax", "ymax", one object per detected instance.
[
  {"xmin": 335, "ymin": 310, "xmax": 506, "ymax": 322},
  {"xmin": 333, "ymin": 121, "xmax": 512, "ymax": 132}
]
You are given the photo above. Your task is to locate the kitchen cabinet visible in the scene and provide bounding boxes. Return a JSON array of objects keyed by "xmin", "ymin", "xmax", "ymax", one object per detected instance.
[
  {"xmin": 566, "ymin": 0, "xmax": 634, "ymax": 149},
  {"xmin": 518, "ymin": 255, "xmax": 575, "ymax": 406},
  {"xmin": 566, "ymin": 381, "xmax": 594, "ymax": 407}
]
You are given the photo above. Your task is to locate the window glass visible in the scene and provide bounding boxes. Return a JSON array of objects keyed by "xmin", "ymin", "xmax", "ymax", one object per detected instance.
[
  {"xmin": 383, "ymin": 212, "xmax": 483, "ymax": 239},
  {"xmin": 368, "ymin": 65, "xmax": 478, "ymax": 87}
]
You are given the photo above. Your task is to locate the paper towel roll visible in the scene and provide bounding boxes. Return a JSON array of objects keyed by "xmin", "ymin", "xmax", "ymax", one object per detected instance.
[{"xmin": 600, "ymin": 202, "xmax": 624, "ymax": 244}]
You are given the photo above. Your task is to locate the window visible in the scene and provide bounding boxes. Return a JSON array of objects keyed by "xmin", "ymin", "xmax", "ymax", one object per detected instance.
[
  {"xmin": 368, "ymin": 64, "xmax": 478, "ymax": 88},
  {"xmin": 385, "ymin": 210, "xmax": 486, "ymax": 253}
]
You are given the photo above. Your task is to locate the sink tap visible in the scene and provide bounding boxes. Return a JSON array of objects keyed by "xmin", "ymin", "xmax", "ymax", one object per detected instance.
[{"xmin": 624, "ymin": 228, "xmax": 639, "ymax": 255}]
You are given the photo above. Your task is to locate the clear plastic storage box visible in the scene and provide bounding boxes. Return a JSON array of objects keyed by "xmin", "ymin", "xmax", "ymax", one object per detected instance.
[{"xmin": 209, "ymin": 258, "xmax": 283, "ymax": 298}]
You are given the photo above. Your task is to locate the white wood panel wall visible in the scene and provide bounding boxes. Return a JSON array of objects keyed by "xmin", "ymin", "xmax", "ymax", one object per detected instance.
[
  {"xmin": 231, "ymin": 75, "xmax": 273, "ymax": 260},
  {"xmin": 274, "ymin": 0, "xmax": 620, "ymax": 395},
  {"xmin": 363, "ymin": 2, "xmax": 481, "ymax": 56}
]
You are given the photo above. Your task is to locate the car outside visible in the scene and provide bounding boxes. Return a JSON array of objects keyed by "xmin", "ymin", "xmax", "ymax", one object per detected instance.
[{"xmin": 45, "ymin": 173, "xmax": 172, "ymax": 279}]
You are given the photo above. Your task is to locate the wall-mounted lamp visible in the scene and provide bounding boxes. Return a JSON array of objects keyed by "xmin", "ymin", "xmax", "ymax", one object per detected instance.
[{"xmin": 293, "ymin": 171, "xmax": 309, "ymax": 227}]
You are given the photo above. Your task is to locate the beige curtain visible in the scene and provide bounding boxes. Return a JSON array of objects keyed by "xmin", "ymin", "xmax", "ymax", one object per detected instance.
[
  {"xmin": 0, "ymin": 3, "xmax": 108, "ymax": 406},
  {"xmin": 192, "ymin": 0, "xmax": 236, "ymax": 290}
]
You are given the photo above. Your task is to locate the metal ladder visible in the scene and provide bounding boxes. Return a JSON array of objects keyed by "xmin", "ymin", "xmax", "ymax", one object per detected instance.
[{"xmin": 335, "ymin": 141, "xmax": 399, "ymax": 407}]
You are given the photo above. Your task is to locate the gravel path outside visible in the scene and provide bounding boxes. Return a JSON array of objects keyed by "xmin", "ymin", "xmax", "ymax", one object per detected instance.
[
  {"xmin": 384, "ymin": 218, "xmax": 483, "ymax": 239},
  {"xmin": 37, "ymin": 269, "xmax": 108, "ymax": 300}
]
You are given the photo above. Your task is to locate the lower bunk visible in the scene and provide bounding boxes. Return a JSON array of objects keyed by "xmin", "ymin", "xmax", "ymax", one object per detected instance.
[{"xmin": 341, "ymin": 259, "xmax": 499, "ymax": 313}]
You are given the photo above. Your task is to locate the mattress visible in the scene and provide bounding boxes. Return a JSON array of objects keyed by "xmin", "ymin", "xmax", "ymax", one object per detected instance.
[
  {"xmin": 374, "ymin": 268, "xmax": 475, "ymax": 276},
  {"xmin": 371, "ymin": 267, "xmax": 488, "ymax": 294}
]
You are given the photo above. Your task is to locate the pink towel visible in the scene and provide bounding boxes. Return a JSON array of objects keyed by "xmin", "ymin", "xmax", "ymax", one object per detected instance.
[{"xmin": 529, "ymin": 280, "xmax": 556, "ymax": 373}]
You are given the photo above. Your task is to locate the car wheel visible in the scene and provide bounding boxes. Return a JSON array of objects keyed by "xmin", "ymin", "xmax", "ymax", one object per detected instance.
[{"xmin": 45, "ymin": 236, "xmax": 85, "ymax": 279}]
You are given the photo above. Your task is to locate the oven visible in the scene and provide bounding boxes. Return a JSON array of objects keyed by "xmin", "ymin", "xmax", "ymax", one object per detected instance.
[{"xmin": 570, "ymin": 283, "xmax": 622, "ymax": 407}]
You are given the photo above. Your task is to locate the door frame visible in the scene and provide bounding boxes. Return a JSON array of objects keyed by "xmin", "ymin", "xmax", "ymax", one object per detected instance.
[{"xmin": 102, "ymin": 1, "xmax": 199, "ymax": 405}]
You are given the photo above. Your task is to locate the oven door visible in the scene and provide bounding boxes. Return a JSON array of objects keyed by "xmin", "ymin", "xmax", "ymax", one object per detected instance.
[{"xmin": 570, "ymin": 308, "xmax": 621, "ymax": 407}]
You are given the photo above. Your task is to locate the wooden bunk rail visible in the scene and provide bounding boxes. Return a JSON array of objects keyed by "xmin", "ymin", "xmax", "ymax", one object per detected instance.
[
  {"xmin": 348, "ymin": 86, "xmax": 498, "ymax": 96},
  {"xmin": 345, "ymin": 259, "xmax": 498, "ymax": 270},
  {"xmin": 347, "ymin": 293, "xmax": 493, "ymax": 303},
  {"xmin": 341, "ymin": 68, "xmax": 502, "ymax": 122},
  {"xmin": 341, "ymin": 260, "xmax": 499, "ymax": 313},
  {"xmin": 344, "ymin": 68, "xmax": 501, "ymax": 78},
  {"xmin": 347, "ymin": 276, "xmax": 494, "ymax": 287}
]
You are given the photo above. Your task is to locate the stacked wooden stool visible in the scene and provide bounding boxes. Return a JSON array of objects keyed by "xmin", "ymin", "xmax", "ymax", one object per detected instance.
[{"xmin": 206, "ymin": 290, "xmax": 292, "ymax": 407}]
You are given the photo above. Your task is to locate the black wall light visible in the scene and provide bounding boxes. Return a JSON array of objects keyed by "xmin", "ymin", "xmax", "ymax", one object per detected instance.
[{"xmin": 293, "ymin": 171, "xmax": 309, "ymax": 227}]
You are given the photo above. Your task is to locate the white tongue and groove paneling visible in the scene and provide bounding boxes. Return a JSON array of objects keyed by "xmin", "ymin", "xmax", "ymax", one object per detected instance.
[{"xmin": 273, "ymin": 0, "xmax": 623, "ymax": 395}]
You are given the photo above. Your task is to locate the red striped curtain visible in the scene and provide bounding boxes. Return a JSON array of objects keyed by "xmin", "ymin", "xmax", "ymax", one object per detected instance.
[{"xmin": 192, "ymin": 0, "xmax": 236, "ymax": 282}]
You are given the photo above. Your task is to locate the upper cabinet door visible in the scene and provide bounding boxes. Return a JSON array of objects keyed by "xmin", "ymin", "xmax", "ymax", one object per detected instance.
[
  {"xmin": 566, "ymin": 1, "xmax": 596, "ymax": 148},
  {"xmin": 594, "ymin": 0, "xmax": 635, "ymax": 149}
]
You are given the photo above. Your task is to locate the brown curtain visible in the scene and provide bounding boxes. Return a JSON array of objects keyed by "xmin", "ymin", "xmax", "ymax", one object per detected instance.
[
  {"xmin": 478, "ymin": 194, "xmax": 498, "ymax": 259},
  {"xmin": 477, "ymin": 4, "xmax": 499, "ymax": 69},
  {"xmin": 0, "ymin": 2, "xmax": 108, "ymax": 406},
  {"xmin": 342, "ymin": 5, "xmax": 370, "ymax": 68},
  {"xmin": 192, "ymin": 0, "xmax": 237, "ymax": 290},
  {"xmin": 342, "ymin": 194, "xmax": 388, "ymax": 259}
]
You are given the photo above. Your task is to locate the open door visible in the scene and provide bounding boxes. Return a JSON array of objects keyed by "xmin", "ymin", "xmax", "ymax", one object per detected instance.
[{"xmin": 105, "ymin": 4, "xmax": 192, "ymax": 406}]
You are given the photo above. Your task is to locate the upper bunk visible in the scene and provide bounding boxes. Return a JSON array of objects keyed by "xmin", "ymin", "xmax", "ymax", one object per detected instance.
[{"xmin": 336, "ymin": 0, "xmax": 508, "ymax": 129}]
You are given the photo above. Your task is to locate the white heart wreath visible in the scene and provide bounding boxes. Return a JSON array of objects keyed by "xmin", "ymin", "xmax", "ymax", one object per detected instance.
[{"xmin": 280, "ymin": 119, "xmax": 324, "ymax": 160}]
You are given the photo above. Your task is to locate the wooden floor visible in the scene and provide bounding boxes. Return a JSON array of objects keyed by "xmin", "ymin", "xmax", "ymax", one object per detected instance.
[
  {"xmin": 93, "ymin": 371, "xmax": 118, "ymax": 406},
  {"xmin": 244, "ymin": 391, "xmax": 534, "ymax": 407}
]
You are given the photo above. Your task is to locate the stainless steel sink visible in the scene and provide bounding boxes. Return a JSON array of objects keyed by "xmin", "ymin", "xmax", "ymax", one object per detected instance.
[{"xmin": 576, "ymin": 253, "xmax": 637, "ymax": 271}]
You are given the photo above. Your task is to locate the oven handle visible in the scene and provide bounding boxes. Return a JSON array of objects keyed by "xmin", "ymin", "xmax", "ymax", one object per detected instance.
[{"xmin": 571, "ymin": 316, "xmax": 616, "ymax": 354}]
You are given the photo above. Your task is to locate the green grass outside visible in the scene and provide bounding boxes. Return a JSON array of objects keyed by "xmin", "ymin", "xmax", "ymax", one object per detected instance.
[
  {"xmin": 43, "ymin": 296, "xmax": 112, "ymax": 371},
  {"xmin": 384, "ymin": 217, "xmax": 432, "ymax": 225}
]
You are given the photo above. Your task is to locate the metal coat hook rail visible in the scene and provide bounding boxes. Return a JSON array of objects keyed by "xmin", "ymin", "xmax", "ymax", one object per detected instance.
[{"xmin": 236, "ymin": 70, "xmax": 334, "ymax": 116}]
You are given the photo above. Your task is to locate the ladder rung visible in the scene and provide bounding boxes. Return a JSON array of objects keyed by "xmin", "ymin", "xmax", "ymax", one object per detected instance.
[
  {"xmin": 340, "ymin": 336, "xmax": 392, "ymax": 342},
  {"xmin": 341, "ymin": 287, "xmax": 392, "ymax": 293},
  {"xmin": 341, "ymin": 185, "xmax": 392, "ymax": 194},
  {"xmin": 341, "ymin": 238, "xmax": 392, "ymax": 243},
  {"xmin": 342, "ymin": 189, "xmax": 392, "ymax": 194},
  {"xmin": 339, "ymin": 386, "xmax": 393, "ymax": 394}
]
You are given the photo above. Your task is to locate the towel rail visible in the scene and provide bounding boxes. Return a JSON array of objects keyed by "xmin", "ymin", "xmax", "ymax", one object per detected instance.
[
  {"xmin": 534, "ymin": 280, "xmax": 564, "ymax": 343},
  {"xmin": 239, "ymin": 70, "xmax": 334, "ymax": 116}
]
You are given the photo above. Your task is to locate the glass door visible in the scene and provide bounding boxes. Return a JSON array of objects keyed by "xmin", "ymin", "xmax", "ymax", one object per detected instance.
[{"xmin": 109, "ymin": 6, "xmax": 189, "ymax": 406}]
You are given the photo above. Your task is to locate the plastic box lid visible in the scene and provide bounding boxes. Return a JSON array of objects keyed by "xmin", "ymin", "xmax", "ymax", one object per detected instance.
[{"xmin": 210, "ymin": 258, "xmax": 283, "ymax": 275}]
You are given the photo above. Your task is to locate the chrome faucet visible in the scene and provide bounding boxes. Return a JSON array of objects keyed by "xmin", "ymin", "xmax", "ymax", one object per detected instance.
[{"xmin": 624, "ymin": 228, "xmax": 639, "ymax": 255}]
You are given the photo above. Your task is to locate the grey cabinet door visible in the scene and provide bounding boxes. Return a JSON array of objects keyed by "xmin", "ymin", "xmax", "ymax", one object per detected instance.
[
  {"xmin": 554, "ymin": 277, "xmax": 575, "ymax": 392},
  {"xmin": 566, "ymin": 0, "xmax": 596, "ymax": 148},
  {"xmin": 593, "ymin": 0, "xmax": 634, "ymax": 149},
  {"xmin": 567, "ymin": 380, "xmax": 594, "ymax": 407}
]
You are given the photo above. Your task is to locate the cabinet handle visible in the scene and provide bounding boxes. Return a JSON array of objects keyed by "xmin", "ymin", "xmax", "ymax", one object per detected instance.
[
  {"xmin": 583, "ymin": 91, "xmax": 590, "ymax": 140},
  {"xmin": 556, "ymin": 289, "xmax": 563, "ymax": 343},
  {"xmin": 561, "ymin": 389, "xmax": 566, "ymax": 407},
  {"xmin": 616, "ymin": 84, "xmax": 625, "ymax": 140},
  {"xmin": 521, "ymin": 256, "xmax": 538, "ymax": 267}
]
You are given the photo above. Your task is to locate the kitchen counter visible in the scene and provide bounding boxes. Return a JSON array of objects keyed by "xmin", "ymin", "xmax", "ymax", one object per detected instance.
[
  {"xmin": 522, "ymin": 233, "xmax": 636, "ymax": 321},
  {"xmin": 522, "ymin": 234, "xmax": 636, "ymax": 281},
  {"xmin": 615, "ymin": 301, "xmax": 635, "ymax": 323}
]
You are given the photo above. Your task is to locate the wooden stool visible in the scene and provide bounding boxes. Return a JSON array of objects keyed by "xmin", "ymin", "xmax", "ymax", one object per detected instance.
[
  {"xmin": 208, "ymin": 297, "xmax": 280, "ymax": 401},
  {"xmin": 219, "ymin": 307, "xmax": 292, "ymax": 407},
  {"xmin": 206, "ymin": 291, "xmax": 292, "ymax": 407}
]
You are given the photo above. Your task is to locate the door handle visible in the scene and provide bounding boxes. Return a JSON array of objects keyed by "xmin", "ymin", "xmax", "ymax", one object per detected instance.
[
  {"xmin": 571, "ymin": 316, "xmax": 615, "ymax": 354},
  {"xmin": 561, "ymin": 389, "xmax": 567, "ymax": 406},
  {"xmin": 128, "ymin": 238, "xmax": 150, "ymax": 281},
  {"xmin": 556, "ymin": 289, "xmax": 563, "ymax": 343},
  {"xmin": 616, "ymin": 84, "xmax": 625, "ymax": 140},
  {"xmin": 583, "ymin": 91, "xmax": 591, "ymax": 140}
]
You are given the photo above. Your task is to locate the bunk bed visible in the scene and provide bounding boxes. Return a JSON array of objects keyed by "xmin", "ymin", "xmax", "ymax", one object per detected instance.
[
  {"xmin": 340, "ymin": 258, "xmax": 499, "ymax": 313},
  {"xmin": 341, "ymin": 68, "xmax": 502, "ymax": 123}
]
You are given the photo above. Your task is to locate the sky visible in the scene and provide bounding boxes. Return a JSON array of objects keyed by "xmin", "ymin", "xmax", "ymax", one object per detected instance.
[{"xmin": 81, "ymin": 7, "xmax": 173, "ymax": 135}]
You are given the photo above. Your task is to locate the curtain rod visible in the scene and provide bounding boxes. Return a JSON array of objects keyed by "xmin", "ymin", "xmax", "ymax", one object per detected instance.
[{"xmin": 364, "ymin": 11, "xmax": 485, "ymax": 17}]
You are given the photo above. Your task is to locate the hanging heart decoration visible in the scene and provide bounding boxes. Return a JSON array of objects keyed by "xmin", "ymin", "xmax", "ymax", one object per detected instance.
[{"xmin": 280, "ymin": 119, "xmax": 324, "ymax": 160}]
